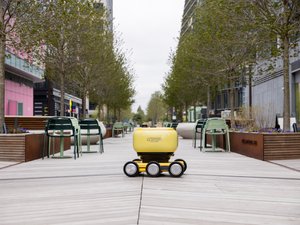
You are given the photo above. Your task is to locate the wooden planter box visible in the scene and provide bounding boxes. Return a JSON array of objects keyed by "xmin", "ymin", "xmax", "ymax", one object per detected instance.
[
  {"xmin": 5, "ymin": 116, "xmax": 51, "ymax": 131},
  {"xmin": 104, "ymin": 128, "xmax": 112, "ymax": 138},
  {"xmin": 230, "ymin": 132, "xmax": 300, "ymax": 161},
  {"xmin": 0, "ymin": 133, "xmax": 70, "ymax": 162}
]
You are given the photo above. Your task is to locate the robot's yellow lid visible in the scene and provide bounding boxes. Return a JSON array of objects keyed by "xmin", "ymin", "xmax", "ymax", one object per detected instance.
[{"xmin": 133, "ymin": 128, "xmax": 178, "ymax": 153}]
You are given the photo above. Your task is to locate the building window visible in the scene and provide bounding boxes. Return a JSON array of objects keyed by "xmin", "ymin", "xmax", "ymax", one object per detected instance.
[
  {"xmin": 7, "ymin": 100, "xmax": 23, "ymax": 115},
  {"xmin": 296, "ymin": 83, "xmax": 300, "ymax": 123},
  {"xmin": 17, "ymin": 103, "xmax": 23, "ymax": 115}
]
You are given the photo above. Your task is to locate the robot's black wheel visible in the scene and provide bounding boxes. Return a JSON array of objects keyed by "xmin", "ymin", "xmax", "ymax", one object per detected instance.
[
  {"xmin": 175, "ymin": 159, "xmax": 187, "ymax": 172},
  {"xmin": 146, "ymin": 161, "xmax": 161, "ymax": 177},
  {"xmin": 168, "ymin": 162, "xmax": 184, "ymax": 177},
  {"xmin": 123, "ymin": 161, "xmax": 139, "ymax": 177}
]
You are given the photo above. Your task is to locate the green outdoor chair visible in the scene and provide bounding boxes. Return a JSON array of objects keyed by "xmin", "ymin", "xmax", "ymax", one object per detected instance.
[
  {"xmin": 193, "ymin": 119, "xmax": 207, "ymax": 149},
  {"xmin": 43, "ymin": 117, "xmax": 79, "ymax": 159},
  {"xmin": 79, "ymin": 119, "xmax": 104, "ymax": 154},
  {"xmin": 201, "ymin": 118, "xmax": 230, "ymax": 152},
  {"xmin": 112, "ymin": 122, "xmax": 124, "ymax": 137},
  {"xmin": 123, "ymin": 122, "xmax": 129, "ymax": 134},
  {"xmin": 171, "ymin": 121, "xmax": 178, "ymax": 130},
  {"xmin": 163, "ymin": 122, "xmax": 172, "ymax": 127},
  {"xmin": 70, "ymin": 117, "xmax": 82, "ymax": 156},
  {"xmin": 128, "ymin": 122, "xmax": 134, "ymax": 132},
  {"xmin": 292, "ymin": 123, "xmax": 298, "ymax": 132}
]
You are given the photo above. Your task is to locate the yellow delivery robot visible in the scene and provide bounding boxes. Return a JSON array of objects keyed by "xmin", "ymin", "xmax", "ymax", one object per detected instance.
[{"xmin": 123, "ymin": 128, "xmax": 187, "ymax": 177}]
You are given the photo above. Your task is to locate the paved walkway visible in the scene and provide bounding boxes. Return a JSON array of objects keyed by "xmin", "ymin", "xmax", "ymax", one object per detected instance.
[{"xmin": 0, "ymin": 133, "xmax": 300, "ymax": 225}]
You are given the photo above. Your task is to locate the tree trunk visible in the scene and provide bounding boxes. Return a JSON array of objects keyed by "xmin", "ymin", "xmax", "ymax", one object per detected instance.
[
  {"xmin": 81, "ymin": 90, "xmax": 87, "ymax": 119},
  {"xmin": 97, "ymin": 103, "xmax": 101, "ymax": 120},
  {"xmin": 106, "ymin": 104, "xmax": 110, "ymax": 123},
  {"xmin": 282, "ymin": 1, "xmax": 291, "ymax": 131},
  {"xmin": 59, "ymin": 15, "xmax": 65, "ymax": 117},
  {"xmin": 178, "ymin": 107, "xmax": 183, "ymax": 122},
  {"xmin": 207, "ymin": 86, "xmax": 211, "ymax": 118},
  {"xmin": 167, "ymin": 107, "xmax": 170, "ymax": 121},
  {"xmin": 113, "ymin": 107, "xmax": 116, "ymax": 122},
  {"xmin": 230, "ymin": 79, "xmax": 235, "ymax": 129},
  {"xmin": 0, "ymin": 33, "xmax": 5, "ymax": 133},
  {"xmin": 248, "ymin": 65, "xmax": 252, "ymax": 119},
  {"xmin": 283, "ymin": 34, "xmax": 290, "ymax": 131},
  {"xmin": 0, "ymin": 3, "xmax": 5, "ymax": 133},
  {"xmin": 60, "ymin": 63, "xmax": 65, "ymax": 116},
  {"xmin": 193, "ymin": 104, "xmax": 196, "ymax": 122},
  {"xmin": 185, "ymin": 102, "xmax": 188, "ymax": 122}
]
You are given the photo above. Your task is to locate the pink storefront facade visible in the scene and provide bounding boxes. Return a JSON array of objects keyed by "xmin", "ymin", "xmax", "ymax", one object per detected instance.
[
  {"xmin": 5, "ymin": 79, "xmax": 33, "ymax": 116},
  {"xmin": 4, "ymin": 50, "xmax": 44, "ymax": 116}
]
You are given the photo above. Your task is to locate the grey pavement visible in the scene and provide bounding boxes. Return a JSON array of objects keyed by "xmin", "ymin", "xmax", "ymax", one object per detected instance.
[{"xmin": 0, "ymin": 133, "xmax": 300, "ymax": 225}]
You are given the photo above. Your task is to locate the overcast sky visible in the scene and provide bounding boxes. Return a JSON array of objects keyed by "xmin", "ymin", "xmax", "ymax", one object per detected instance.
[{"xmin": 113, "ymin": 0, "xmax": 185, "ymax": 113}]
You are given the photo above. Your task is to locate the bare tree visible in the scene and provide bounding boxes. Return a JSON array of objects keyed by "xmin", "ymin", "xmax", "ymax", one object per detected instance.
[
  {"xmin": 0, "ymin": 0, "xmax": 37, "ymax": 133},
  {"xmin": 252, "ymin": 0, "xmax": 300, "ymax": 131}
]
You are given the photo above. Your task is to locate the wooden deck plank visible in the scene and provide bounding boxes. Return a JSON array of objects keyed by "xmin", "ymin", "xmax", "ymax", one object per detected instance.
[{"xmin": 0, "ymin": 133, "xmax": 299, "ymax": 225}]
